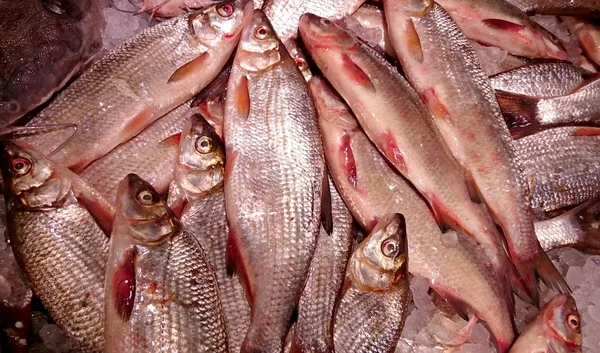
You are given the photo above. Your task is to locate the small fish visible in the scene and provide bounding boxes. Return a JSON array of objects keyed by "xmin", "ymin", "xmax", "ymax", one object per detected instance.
[
  {"xmin": 18, "ymin": 0, "xmax": 250, "ymax": 172},
  {"xmin": 506, "ymin": 0, "xmax": 600, "ymax": 16},
  {"xmin": 514, "ymin": 126, "xmax": 600, "ymax": 212},
  {"xmin": 1, "ymin": 140, "xmax": 112, "ymax": 353},
  {"xmin": 339, "ymin": 4, "xmax": 396, "ymax": 59},
  {"xmin": 509, "ymin": 294, "xmax": 582, "ymax": 353},
  {"xmin": 290, "ymin": 177, "xmax": 354, "ymax": 353},
  {"xmin": 333, "ymin": 214, "xmax": 410, "ymax": 353},
  {"xmin": 168, "ymin": 114, "xmax": 250, "ymax": 353},
  {"xmin": 562, "ymin": 17, "xmax": 600, "ymax": 67},
  {"xmin": 224, "ymin": 10, "xmax": 326, "ymax": 353},
  {"xmin": 536, "ymin": 197, "xmax": 600, "ymax": 254},
  {"xmin": 104, "ymin": 174, "xmax": 228, "ymax": 353},
  {"xmin": 490, "ymin": 61, "xmax": 590, "ymax": 98},
  {"xmin": 434, "ymin": 0, "xmax": 567, "ymax": 59}
]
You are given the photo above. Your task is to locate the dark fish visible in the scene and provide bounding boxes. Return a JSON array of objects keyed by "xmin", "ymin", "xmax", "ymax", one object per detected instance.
[{"xmin": 506, "ymin": 0, "xmax": 600, "ymax": 16}]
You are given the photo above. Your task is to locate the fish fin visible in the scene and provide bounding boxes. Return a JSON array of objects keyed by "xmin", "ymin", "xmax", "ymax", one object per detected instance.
[
  {"xmin": 380, "ymin": 131, "xmax": 408, "ymax": 175},
  {"xmin": 168, "ymin": 52, "xmax": 209, "ymax": 83},
  {"xmin": 226, "ymin": 226, "xmax": 254, "ymax": 306},
  {"xmin": 166, "ymin": 181, "xmax": 188, "ymax": 218},
  {"xmin": 404, "ymin": 19, "xmax": 424, "ymax": 63},
  {"xmin": 429, "ymin": 285, "xmax": 469, "ymax": 321},
  {"xmin": 321, "ymin": 172, "xmax": 333, "ymax": 235},
  {"xmin": 339, "ymin": 135, "xmax": 358, "ymax": 189},
  {"xmin": 436, "ymin": 315, "xmax": 479, "ymax": 348},
  {"xmin": 482, "ymin": 19, "xmax": 526, "ymax": 33},
  {"xmin": 340, "ymin": 53, "xmax": 375, "ymax": 92},
  {"xmin": 426, "ymin": 192, "xmax": 460, "ymax": 234},
  {"xmin": 570, "ymin": 197, "xmax": 600, "ymax": 255},
  {"xmin": 72, "ymin": 178, "xmax": 115, "ymax": 235},
  {"xmin": 464, "ymin": 172, "xmax": 483, "ymax": 204},
  {"xmin": 508, "ymin": 263, "xmax": 536, "ymax": 306},
  {"xmin": 495, "ymin": 91, "xmax": 540, "ymax": 135},
  {"xmin": 159, "ymin": 133, "xmax": 182, "ymax": 147},
  {"xmin": 514, "ymin": 250, "xmax": 571, "ymax": 307},
  {"xmin": 570, "ymin": 126, "xmax": 600, "ymax": 136},
  {"xmin": 112, "ymin": 247, "xmax": 136, "ymax": 322},
  {"xmin": 230, "ymin": 74, "xmax": 251, "ymax": 120}
]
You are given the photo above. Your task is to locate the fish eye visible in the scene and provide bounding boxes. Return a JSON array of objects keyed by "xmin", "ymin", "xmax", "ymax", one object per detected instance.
[
  {"xmin": 1, "ymin": 100, "xmax": 20, "ymax": 113},
  {"xmin": 137, "ymin": 190, "xmax": 155, "ymax": 205},
  {"xmin": 320, "ymin": 18, "xmax": 332, "ymax": 26},
  {"xmin": 295, "ymin": 58, "xmax": 307, "ymax": 70},
  {"xmin": 381, "ymin": 238, "xmax": 400, "ymax": 258},
  {"xmin": 216, "ymin": 3, "xmax": 234, "ymax": 17},
  {"xmin": 11, "ymin": 158, "xmax": 32, "ymax": 176},
  {"xmin": 567, "ymin": 314, "xmax": 580, "ymax": 330},
  {"xmin": 254, "ymin": 26, "xmax": 270, "ymax": 40},
  {"xmin": 195, "ymin": 136, "xmax": 213, "ymax": 154}
]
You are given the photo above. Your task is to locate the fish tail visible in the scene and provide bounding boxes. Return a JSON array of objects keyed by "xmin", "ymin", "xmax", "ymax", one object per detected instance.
[
  {"xmin": 572, "ymin": 197, "xmax": 600, "ymax": 254},
  {"xmin": 508, "ymin": 262, "xmax": 535, "ymax": 306},
  {"xmin": 514, "ymin": 249, "xmax": 571, "ymax": 306},
  {"xmin": 495, "ymin": 91, "xmax": 541, "ymax": 137}
]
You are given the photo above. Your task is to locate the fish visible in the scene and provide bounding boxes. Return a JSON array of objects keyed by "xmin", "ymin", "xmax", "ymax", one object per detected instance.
[
  {"xmin": 137, "ymin": 0, "xmax": 216, "ymax": 18},
  {"xmin": 1, "ymin": 140, "xmax": 112, "ymax": 353},
  {"xmin": 104, "ymin": 173, "xmax": 228, "ymax": 353},
  {"xmin": 433, "ymin": 0, "xmax": 567, "ymax": 59},
  {"xmin": 0, "ymin": 0, "xmax": 108, "ymax": 129},
  {"xmin": 562, "ymin": 17, "xmax": 600, "ymax": 67},
  {"xmin": 505, "ymin": 0, "xmax": 600, "ymax": 16},
  {"xmin": 168, "ymin": 114, "xmax": 250, "ymax": 353},
  {"xmin": 333, "ymin": 213, "xmax": 410, "ymax": 353},
  {"xmin": 339, "ymin": 4, "xmax": 396, "ymax": 59},
  {"xmin": 508, "ymin": 294, "xmax": 582, "ymax": 353},
  {"xmin": 80, "ymin": 99, "xmax": 198, "ymax": 203},
  {"xmin": 490, "ymin": 61, "xmax": 590, "ymax": 98},
  {"xmin": 535, "ymin": 197, "xmax": 600, "ymax": 254},
  {"xmin": 384, "ymin": 0, "xmax": 569, "ymax": 302},
  {"xmin": 224, "ymin": 9, "xmax": 326, "ymax": 353},
  {"xmin": 514, "ymin": 126, "xmax": 600, "ymax": 212},
  {"xmin": 497, "ymin": 76, "xmax": 600, "ymax": 136},
  {"xmin": 310, "ymin": 76, "xmax": 515, "ymax": 352},
  {"xmin": 299, "ymin": 13, "xmax": 513, "ymax": 296},
  {"xmin": 18, "ymin": 0, "xmax": 250, "ymax": 172},
  {"xmin": 290, "ymin": 177, "xmax": 354, "ymax": 353},
  {"xmin": 191, "ymin": 64, "xmax": 231, "ymax": 136}
]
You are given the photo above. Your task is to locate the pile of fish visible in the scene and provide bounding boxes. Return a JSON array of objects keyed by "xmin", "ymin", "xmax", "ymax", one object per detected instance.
[{"xmin": 2, "ymin": 0, "xmax": 600, "ymax": 352}]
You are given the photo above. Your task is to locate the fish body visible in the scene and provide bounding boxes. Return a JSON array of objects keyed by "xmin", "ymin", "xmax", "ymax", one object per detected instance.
[
  {"xmin": 1, "ymin": 140, "xmax": 111, "ymax": 353},
  {"xmin": 340, "ymin": 4, "xmax": 396, "ymax": 59},
  {"xmin": 310, "ymin": 76, "xmax": 515, "ymax": 351},
  {"xmin": 509, "ymin": 294, "xmax": 582, "ymax": 353},
  {"xmin": 0, "ymin": 0, "xmax": 107, "ymax": 128},
  {"xmin": 490, "ymin": 62, "xmax": 589, "ymax": 98},
  {"xmin": 291, "ymin": 178, "xmax": 354, "ymax": 353},
  {"xmin": 562, "ymin": 17, "xmax": 600, "ymax": 67},
  {"xmin": 514, "ymin": 126, "xmax": 600, "ymax": 212},
  {"xmin": 105, "ymin": 174, "xmax": 228, "ymax": 353},
  {"xmin": 384, "ymin": 0, "xmax": 568, "ymax": 302},
  {"xmin": 333, "ymin": 214, "xmax": 410, "ymax": 353},
  {"xmin": 224, "ymin": 10, "xmax": 326, "ymax": 353},
  {"xmin": 170, "ymin": 115, "xmax": 250, "ymax": 353},
  {"xmin": 137, "ymin": 0, "xmax": 216, "ymax": 18},
  {"xmin": 19, "ymin": 1, "xmax": 249, "ymax": 172},
  {"xmin": 506, "ymin": 0, "xmax": 600, "ymax": 16}
]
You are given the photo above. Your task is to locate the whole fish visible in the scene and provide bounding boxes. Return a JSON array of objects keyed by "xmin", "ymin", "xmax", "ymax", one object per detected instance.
[
  {"xmin": 433, "ymin": 0, "xmax": 567, "ymax": 59},
  {"xmin": 562, "ymin": 17, "xmax": 600, "ymax": 67},
  {"xmin": 509, "ymin": 294, "xmax": 582, "ymax": 353},
  {"xmin": 536, "ymin": 197, "xmax": 600, "ymax": 254},
  {"xmin": 81, "ymin": 100, "xmax": 198, "ymax": 203},
  {"xmin": 490, "ymin": 62, "xmax": 590, "ymax": 98},
  {"xmin": 224, "ymin": 10, "xmax": 326, "ymax": 353},
  {"xmin": 0, "ymin": 0, "xmax": 107, "ymax": 129},
  {"xmin": 18, "ymin": 0, "xmax": 250, "ymax": 172},
  {"xmin": 384, "ymin": 0, "xmax": 568, "ymax": 302},
  {"xmin": 310, "ymin": 76, "xmax": 515, "ymax": 352},
  {"xmin": 333, "ymin": 213, "xmax": 410, "ymax": 353},
  {"xmin": 137, "ymin": 0, "xmax": 216, "ymax": 18},
  {"xmin": 339, "ymin": 4, "xmax": 396, "ymax": 59},
  {"xmin": 506, "ymin": 0, "xmax": 600, "ymax": 16},
  {"xmin": 290, "ymin": 177, "xmax": 353, "ymax": 353},
  {"xmin": 514, "ymin": 126, "xmax": 600, "ymax": 212},
  {"xmin": 104, "ymin": 174, "xmax": 228, "ymax": 353},
  {"xmin": 168, "ymin": 114, "xmax": 250, "ymax": 353},
  {"xmin": 1, "ymin": 140, "xmax": 112, "ymax": 353},
  {"xmin": 299, "ymin": 13, "xmax": 511, "ymax": 292}
]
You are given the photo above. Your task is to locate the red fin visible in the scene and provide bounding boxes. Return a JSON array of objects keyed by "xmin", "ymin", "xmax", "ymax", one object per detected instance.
[
  {"xmin": 495, "ymin": 91, "xmax": 540, "ymax": 135},
  {"xmin": 159, "ymin": 133, "xmax": 182, "ymax": 147},
  {"xmin": 340, "ymin": 53, "xmax": 375, "ymax": 91},
  {"xmin": 339, "ymin": 135, "xmax": 358, "ymax": 189},
  {"xmin": 380, "ymin": 131, "xmax": 408, "ymax": 175},
  {"xmin": 113, "ymin": 248, "xmax": 136, "ymax": 322},
  {"xmin": 232, "ymin": 75, "xmax": 250, "ymax": 120},
  {"xmin": 226, "ymin": 226, "xmax": 254, "ymax": 307},
  {"xmin": 168, "ymin": 52, "xmax": 209, "ymax": 83},
  {"xmin": 404, "ymin": 19, "xmax": 424, "ymax": 63},
  {"xmin": 115, "ymin": 107, "xmax": 157, "ymax": 151},
  {"xmin": 513, "ymin": 250, "xmax": 571, "ymax": 307},
  {"xmin": 482, "ymin": 19, "xmax": 526, "ymax": 33},
  {"xmin": 420, "ymin": 88, "xmax": 452, "ymax": 123},
  {"xmin": 571, "ymin": 126, "xmax": 600, "ymax": 136},
  {"xmin": 224, "ymin": 146, "xmax": 238, "ymax": 185}
]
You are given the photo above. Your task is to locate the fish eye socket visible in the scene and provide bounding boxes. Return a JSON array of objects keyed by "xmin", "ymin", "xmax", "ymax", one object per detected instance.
[
  {"xmin": 254, "ymin": 26, "xmax": 270, "ymax": 40},
  {"xmin": 195, "ymin": 136, "xmax": 213, "ymax": 154},
  {"xmin": 381, "ymin": 238, "xmax": 400, "ymax": 258},
  {"xmin": 137, "ymin": 190, "xmax": 155, "ymax": 205},
  {"xmin": 295, "ymin": 58, "xmax": 307, "ymax": 70},
  {"xmin": 216, "ymin": 3, "xmax": 234, "ymax": 17},
  {"xmin": 11, "ymin": 158, "xmax": 31, "ymax": 176},
  {"xmin": 320, "ymin": 18, "xmax": 332, "ymax": 26},
  {"xmin": 567, "ymin": 314, "xmax": 580, "ymax": 330},
  {"xmin": 1, "ymin": 100, "xmax": 20, "ymax": 113}
]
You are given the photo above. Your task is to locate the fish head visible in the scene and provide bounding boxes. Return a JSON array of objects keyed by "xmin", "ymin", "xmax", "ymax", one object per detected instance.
[
  {"xmin": 309, "ymin": 76, "xmax": 361, "ymax": 132},
  {"xmin": 347, "ymin": 213, "xmax": 408, "ymax": 291},
  {"xmin": 298, "ymin": 13, "xmax": 357, "ymax": 54},
  {"xmin": 176, "ymin": 114, "xmax": 225, "ymax": 195},
  {"xmin": 237, "ymin": 9, "xmax": 282, "ymax": 73},
  {"xmin": 384, "ymin": 0, "xmax": 433, "ymax": 17},
  {"xmin": 544, "ymin": 294, "xmax": 582, "ymax": 353},
  {"xmin": 1, "ymin": 140, "xmax": 70, "ymax": 209},
  {"xmin": 188, "ymin": 0, "xmax": 250, "ymax": 50},
  {"xmin": 116, "ymin": 174, "xmax": 179, "ymax": 247}
]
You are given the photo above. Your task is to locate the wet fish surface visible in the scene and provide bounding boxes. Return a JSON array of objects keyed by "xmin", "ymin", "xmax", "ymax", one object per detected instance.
[
  {"xmin": 562, "ymin": 17, "xmax": 600, "ymax": 67},
  {"xmin": 224, "ymin": 10, "xmax": 326, "ymax": 353},
  {"xmin": 506, "ymin": 0, "xmax": 600, "ymax": 16},
  {"xmin": 339, "ymin": 4, "xmax": 396, "ymax": 59},
  {"xmin": 137, "ymin": 0, "xmax": 216, "ymax": 18},
  {"xmin": 104, "ymin": 174, "xmax": 228, "ymax": 353}
]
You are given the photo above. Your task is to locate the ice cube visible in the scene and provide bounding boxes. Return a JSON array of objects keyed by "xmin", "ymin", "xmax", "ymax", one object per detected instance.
[
  {"xmin": 39, "ymin": 324, "xmax": 76, "ymax": 353},
  {"xmin": 566, "ymin": 266, "xmax": 585, "ymax": 288},
  {"xmin": 411, "ymin": 276, "xmax": 434, "ymax": 311}
]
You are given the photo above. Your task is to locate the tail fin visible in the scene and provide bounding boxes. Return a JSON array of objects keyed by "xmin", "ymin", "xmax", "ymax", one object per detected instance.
[
  {"xmin": 495, "ymin": 91, "xmax": 541, "ymax": 138},
  {"xmin": 514, "ymin": 249, "xmax": 571, "ymax": 306},
  {"xmin": 571, "ymin": 197, "xmax": 600, "ymax": 255}
]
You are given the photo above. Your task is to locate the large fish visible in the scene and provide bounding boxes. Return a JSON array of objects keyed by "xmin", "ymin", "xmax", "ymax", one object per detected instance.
[
  {"xmin": 562, "ymin": 17, "xmax": 600, "ymax": 67},
  {"xmin": 509, "ymin": 294, "xmax": 582, "ymax": 353},
  {"xmin": 536, "ymin": 197, "xmax": 600, "ymax": 254},
  {"xmin": 384, "ymin": 0, "xmax": 568, "ymax": 302},
  {"xmin": 299, "ymin": 13, "xmax": 511, "ymax": 292},
  {"xmin": 168, "ymin": 114, "xmax": 250, "ymax": 353},
  {"xmin": 290, "ymin": 177, "xmax": 353, "ymax": 353},
  {"xmin": 514, "ymin": 126, "xmax": 600, "ymax": 212},
  {"xmin": 433, "ymin": 0, "xmax": 567, "ymax": 59},
  {"xmin": 0, "ymin": 0, "xmax": 107, "ymax": 129},
  {"xmin": 333, "ymin": 214, "xmax": 410, "ymax": 353},
  {"xmin": 224, "ymin": 10, "xmax": 326, "ymax": 353},
  {"xmin": 506, "ymin": 0, "xmax": 600, "ymax": 16},
  {"xmin": 18, "ymin": 0, "xmax": 250, "ymax": 172},
  {"xmin": 310, "ymin": 76, "xmax": 515, "ymax": 352},
  {"xmin": 104, "ymin": 174, "xmax": 228, "ymax": 353},
  {"xmin": 1, "ymin": 140, "xmax": 112, "ymax": 353}
]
